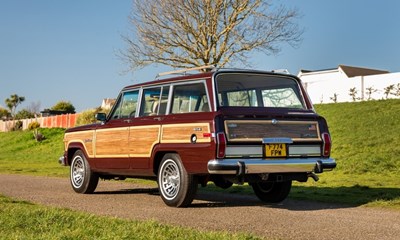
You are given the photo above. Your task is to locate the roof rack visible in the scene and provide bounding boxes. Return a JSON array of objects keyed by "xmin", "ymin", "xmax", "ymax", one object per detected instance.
[
  {"xmin": 156, "ymin": 65, "xmax": 216, "ymax": 78},
  {"xmin": 271, "ymin": 69, "xmax": 290, "ymax": 74}
]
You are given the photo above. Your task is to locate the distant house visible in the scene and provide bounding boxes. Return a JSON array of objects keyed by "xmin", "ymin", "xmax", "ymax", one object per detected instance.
[
  {"xmin": 101, "ymin": 98, "xmax": 116, "ymax": 110},
  {"xmin": 298, "ymin": 65, "xmax": 400, "ymax": 104}
]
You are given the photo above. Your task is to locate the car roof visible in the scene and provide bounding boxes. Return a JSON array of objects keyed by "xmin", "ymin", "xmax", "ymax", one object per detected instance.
[{"xmin": 122, "ymin": 68, "xmax": 297, "ymax": 91}]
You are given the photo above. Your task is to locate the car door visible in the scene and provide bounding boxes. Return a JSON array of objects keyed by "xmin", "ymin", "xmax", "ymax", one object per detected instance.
[
  {"xmin": 94, "ymin": 90, "xmax": 139, "ymax": 169},
  {"xmin": 128, "ymin": 86, "xmax": 168, "ymax": 169}
]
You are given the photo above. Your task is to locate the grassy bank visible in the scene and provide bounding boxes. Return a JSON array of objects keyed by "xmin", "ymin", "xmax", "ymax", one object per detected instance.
[
  {"xmin": 0, "ymin": 195, "xmax": 258, "ymax": 240},
  {"xmin": 0, "ymin": 128, "xmax": 67, "ymax": 177},
  {"xmin": 0, "ymin": 99, "xmax": 399, "ymax": 208},
  {"xmin": 292, "ymin": 99, "xmax": 400, "ymax": 208},
  {"xmin": 315, "ymin": 99, "xmax": 400, "ymax": 175}
]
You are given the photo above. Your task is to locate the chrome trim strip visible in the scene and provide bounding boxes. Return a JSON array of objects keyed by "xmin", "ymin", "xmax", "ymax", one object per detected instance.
[
  {"xmin": 225, "ymin": 145, "xmax": 321, "ymax": 157},
  {"xmin": 225, "ymin": 146, "xmax": 262, "ymax": 156},
  {"xmin": 263, "ymin": 137, "xmax": 293, "ymax": 144},
  {"xmin": 288, "ymin": 145, "xmax": 321, "ymax": 156}
]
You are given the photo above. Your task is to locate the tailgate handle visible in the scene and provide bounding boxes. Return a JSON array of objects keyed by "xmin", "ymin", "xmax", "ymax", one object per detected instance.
[{"xmin": 262, "ymin": 138, "xmax": 293, "ymax": 144}]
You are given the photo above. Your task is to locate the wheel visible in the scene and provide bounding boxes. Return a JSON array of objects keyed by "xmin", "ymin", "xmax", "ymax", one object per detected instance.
[
  {"xmin": 157, "ymin": 153, "xmax": 198, "ymax": 207},
  {"xmin": 70, "ymin": 150, "xmax": 99, "ymax": 194},
  {"xmin": 251, "ymin": 180, "xmax": 292, "ymax": 203}
]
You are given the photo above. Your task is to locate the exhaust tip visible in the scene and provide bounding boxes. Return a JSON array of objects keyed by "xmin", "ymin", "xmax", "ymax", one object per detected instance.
[{"xmin": 308, "ymin": 173, "xmax": 319, "ymax": 182}]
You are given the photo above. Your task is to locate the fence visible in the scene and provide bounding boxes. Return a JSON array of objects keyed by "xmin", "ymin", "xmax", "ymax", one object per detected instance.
[{"xmin": 0, "ymin": 113, "xmax": 79, "ymax": 132}]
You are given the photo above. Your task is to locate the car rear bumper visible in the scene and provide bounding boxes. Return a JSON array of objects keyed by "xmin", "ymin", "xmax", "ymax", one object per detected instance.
[{"xmin": 207, "ymin": 157, "xmax": 336, "ymax": 175}]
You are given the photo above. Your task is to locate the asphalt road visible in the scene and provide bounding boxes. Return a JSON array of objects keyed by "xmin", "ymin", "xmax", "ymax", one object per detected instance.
[{"xmin": 1, "ymin": 174, "xmax": 399, "ymax": 240}]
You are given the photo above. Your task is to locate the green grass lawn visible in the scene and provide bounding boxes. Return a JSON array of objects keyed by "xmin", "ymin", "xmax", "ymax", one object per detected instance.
[
  {"xmin": 315, "ymin": 99, "xmax": 400, "ymax": 175},
  {"xmin": 0, "ymin": 128, "xmax": 68, "ymax": 177},
  {"xmin": 0, "ymin": 99, "xmax": 400, "ymax": 209}
]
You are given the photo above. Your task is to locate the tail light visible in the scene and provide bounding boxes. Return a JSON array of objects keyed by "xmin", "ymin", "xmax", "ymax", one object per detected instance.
[
  {"xmin": 321, "ymin": 132, "xmax": 332, "ymax": 157},
  {"xmin": 216, "ymin": 132, "xmax": 226, "ymax": 158}
]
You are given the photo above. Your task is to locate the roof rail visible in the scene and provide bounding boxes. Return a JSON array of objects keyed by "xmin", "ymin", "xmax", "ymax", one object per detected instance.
[
  {"xmin": 271, "ymin": 69, "xmax": 290, "ymax": 74},
  {"xmin": 156, "ymin": 65, "xmax": 216, "ymax": 78}
]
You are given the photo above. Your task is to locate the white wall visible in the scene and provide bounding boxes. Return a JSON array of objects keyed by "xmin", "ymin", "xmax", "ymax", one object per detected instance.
[
  {"xmin": 299, "ymin": 71, "xmax": 400, "ymax": 104},
  {"xmin": 362, "ymin": 72, "xmax": 400, "ymax": 100}
]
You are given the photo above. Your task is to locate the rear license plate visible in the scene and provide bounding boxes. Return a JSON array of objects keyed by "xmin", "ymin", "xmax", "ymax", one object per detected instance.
[{"xmin": 265, "ymin": 143, "xmax": 287, "ymax": 157}]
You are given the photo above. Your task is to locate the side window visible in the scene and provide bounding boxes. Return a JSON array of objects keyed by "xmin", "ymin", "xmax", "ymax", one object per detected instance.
[
  {"xmin": 109, "ymin": 90, "xmax": 139, "ymax": 119},
  {"xmin": 159, "ymin": 86, "xmax": 170, "ymax": 115},
  {"xmin": 171, "ymin": 82, "xmax": 209, "ymax": 114},
  {"xmin": 139, "ymin": 87, "xmax": 162, "ymax": 116},
  {"xmin": 139, "ymin": 86, "xmax": 169, "ymax": 116},
  {"xmin": 198, "ymin": 95, "xmax": 210, "ymax": 112}
]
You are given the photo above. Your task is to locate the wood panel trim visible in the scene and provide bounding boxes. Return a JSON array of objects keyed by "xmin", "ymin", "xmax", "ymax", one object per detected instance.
[
  {"xmin": 161, "ymin": 123, "xmax": 211, "ymax": 143},
  {"xmin": 224, "ymin": 120, "xmax": 321, "ymax": 142},
  {"xmin": 64, "ymin": 130, "xmax": 95, "ymax": 158},
  {"xmin": 129, "ymin": 125, "xmax": 161, "ymax": 158},
  {"xmin": 94, "ymin": 127, "xmax": 130, "ymax": 158}
]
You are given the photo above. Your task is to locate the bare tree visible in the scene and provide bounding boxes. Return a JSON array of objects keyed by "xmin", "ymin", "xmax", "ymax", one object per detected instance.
[
  {"xmin": 121, "ymin": 0, "xmax": 303, "ymax": 71},
  {"xmin": 27, "ymin": 101, "xmax": 41, "ymax": 117}
]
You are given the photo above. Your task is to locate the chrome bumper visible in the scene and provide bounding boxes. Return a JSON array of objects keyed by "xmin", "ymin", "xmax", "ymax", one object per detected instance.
[
  {"xmin": 58, "ymin": 156, "xmax": 67, "ymax": 166},
  {"xmin": 207, "ymin": 158, "xmax": 336, "ymax": 175}
]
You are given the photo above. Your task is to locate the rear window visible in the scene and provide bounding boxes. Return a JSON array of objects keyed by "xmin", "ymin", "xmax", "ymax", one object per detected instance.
[{"xmin": 215, "ymin": 73, "xmax": 306, "ymax": 109}]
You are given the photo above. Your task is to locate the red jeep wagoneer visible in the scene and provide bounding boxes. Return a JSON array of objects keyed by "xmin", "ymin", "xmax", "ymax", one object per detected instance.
[{"xmin": 59, "ymin": 67, "xmax": 336, "ymax": 207}]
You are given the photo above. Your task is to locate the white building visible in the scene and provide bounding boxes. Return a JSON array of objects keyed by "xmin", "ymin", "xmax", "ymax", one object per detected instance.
[
  {"xmin": 101, "ymin": 98, "xmax": 116, "ymax": 110},
  {"xmin": 298, "ymin": 65, "xmax": 400, "ymax": 104}
]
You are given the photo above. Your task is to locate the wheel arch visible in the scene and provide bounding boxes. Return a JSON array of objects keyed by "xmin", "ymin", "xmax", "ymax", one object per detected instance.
[
  {"xmin": 152, "ymin": 150, "xmax": 178, "ymax": 175},
  {"xmin": 66, "ymin": 142, "xmax": 89, "ymax": 166}
]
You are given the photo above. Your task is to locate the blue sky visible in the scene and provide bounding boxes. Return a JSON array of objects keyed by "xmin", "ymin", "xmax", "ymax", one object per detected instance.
[{"xmin": 1, "ymin": 0, "xmax": 400, "ymax": 112}]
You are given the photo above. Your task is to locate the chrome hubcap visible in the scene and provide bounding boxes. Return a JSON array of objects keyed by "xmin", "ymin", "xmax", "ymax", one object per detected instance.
[
  {"xmin": 71, "ymin": 156, "xmax": 85, "ymax": 188},
  {"xmin": 160, "ymin": 160, "xmax": 180, "ymax": 200}
]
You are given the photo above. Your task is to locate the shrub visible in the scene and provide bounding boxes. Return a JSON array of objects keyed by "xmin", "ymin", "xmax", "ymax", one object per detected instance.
[
  {"xmin": 15, "ymin": 109, "xmax": 35, "ymax": 120},
  {"xmin": 28, "ymin": 121, "xmax": 40, "ymax": 130},
  {"xmin": 33, "ymin": 129, "xmax": 45, "ymax": 142},
  {"xmin": 76, "ymin": 108, "xmax": 102, "ymax": 126},
  {"xmin": 51, "ymin": 101, "xmax": 76, "ymax": 113},
  {"xmin": 0, "ymin": 107, "xmax": 10, "ymax": 119},
  {"xmin": 12, "ymin": 120, "xmax": 23, "ymax": 131}
]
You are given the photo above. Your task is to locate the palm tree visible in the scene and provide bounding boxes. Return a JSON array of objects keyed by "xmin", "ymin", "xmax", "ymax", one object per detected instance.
[{"xmin": 5, "ymin": 94, "xmax": 25, "ymax": 118}]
